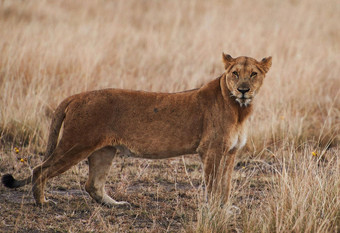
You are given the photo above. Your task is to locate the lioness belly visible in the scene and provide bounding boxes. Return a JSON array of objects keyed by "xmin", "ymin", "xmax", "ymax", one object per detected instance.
[{"xmin": 115, "ymin": 144, "xmax": 194, "ymax": 159}]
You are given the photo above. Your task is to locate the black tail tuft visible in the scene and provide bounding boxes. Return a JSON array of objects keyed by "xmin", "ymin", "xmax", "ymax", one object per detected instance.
[{"xmin": 2, "ymin": 174, "xmax": 16, "ymax": 188}]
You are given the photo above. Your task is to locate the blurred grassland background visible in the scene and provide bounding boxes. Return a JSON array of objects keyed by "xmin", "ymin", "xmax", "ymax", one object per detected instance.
[{"xmin": 0, "ymin": 0, "xmax": 339, "ymax": 232}]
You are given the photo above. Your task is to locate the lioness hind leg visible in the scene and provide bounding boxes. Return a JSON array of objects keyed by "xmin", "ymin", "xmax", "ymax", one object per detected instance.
[
  {"xmin": 32, "ymin": 145, "xmax": 93, "ymax": 205},
  {"xmin": 85, "ymin": 146, "xmax": 129, "ymax": 207}
]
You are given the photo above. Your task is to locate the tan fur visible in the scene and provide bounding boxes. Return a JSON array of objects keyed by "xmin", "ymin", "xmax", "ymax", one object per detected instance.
[{"xmin": 3, "ymin": 54, "xmax": 271, "ymax": 206}]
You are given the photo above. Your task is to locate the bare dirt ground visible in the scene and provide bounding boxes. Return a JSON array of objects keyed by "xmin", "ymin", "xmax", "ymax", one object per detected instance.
[{"xmin": 0, "ymin": 152, "xmax": 200, "ymax": 232}]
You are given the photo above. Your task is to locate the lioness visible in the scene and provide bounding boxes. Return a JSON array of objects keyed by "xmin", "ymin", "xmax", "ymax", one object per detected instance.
[{"xmin": 2, "ymin": 54, "xmax": 271, "ymax": 206}]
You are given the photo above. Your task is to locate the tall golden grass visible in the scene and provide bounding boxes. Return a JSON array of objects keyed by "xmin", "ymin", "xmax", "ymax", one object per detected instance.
[{"xmin": 0, "ymin": 0, "xmax": 339, "ymax": 232}]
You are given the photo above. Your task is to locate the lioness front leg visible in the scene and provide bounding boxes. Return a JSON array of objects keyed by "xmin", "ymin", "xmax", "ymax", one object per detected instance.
[
  {"xmin": 86, "ymin": 147, "xmax": 129, "ymax": 207},
  {"xmin": 220, "ymin": 150, "xmax": 237, "ymax": 204},
  {"xmin": 201, "ymin": 149, "xmax": 237, "ymax": 204}
]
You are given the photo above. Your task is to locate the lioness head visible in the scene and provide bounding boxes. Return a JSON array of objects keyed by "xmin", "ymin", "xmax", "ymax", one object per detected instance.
[{"xmin": 222, "ymin": 53, "xmax": 272, "ymax": 107}]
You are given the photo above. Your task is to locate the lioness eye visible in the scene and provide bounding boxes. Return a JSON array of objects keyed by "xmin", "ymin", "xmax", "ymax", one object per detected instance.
[
  {"xmin": 251, "ymin": 72, "xmax": 257, "ymax": 77},
  {"xmin": 232, "ymin": 71, "xmax": 238, "ymax": 77}
]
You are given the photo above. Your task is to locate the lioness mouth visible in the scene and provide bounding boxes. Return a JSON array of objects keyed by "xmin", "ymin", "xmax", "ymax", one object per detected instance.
[{"xmin": 236, "ymin": 97, "xmax": 252, "ymax": 107}]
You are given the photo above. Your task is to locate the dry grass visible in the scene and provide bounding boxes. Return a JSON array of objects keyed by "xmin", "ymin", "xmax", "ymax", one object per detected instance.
[{"xmin": 0, "ymin": 0, "xmax": 339, "ymax": 232}]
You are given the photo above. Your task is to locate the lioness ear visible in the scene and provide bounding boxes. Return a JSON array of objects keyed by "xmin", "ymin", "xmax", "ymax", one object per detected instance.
[
  {"xmin": 222, "ymin": 53, "xmax": 234, "ymax": 70},
  {"xmin": 260, "ymin": 56, "xmax": 272, "ymax": 73}
]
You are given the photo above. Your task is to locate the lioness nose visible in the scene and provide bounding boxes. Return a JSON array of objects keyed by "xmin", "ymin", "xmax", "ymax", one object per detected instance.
[{"xmin": 237, "ymin": 87, "xmax": 250, "ymax": 94}]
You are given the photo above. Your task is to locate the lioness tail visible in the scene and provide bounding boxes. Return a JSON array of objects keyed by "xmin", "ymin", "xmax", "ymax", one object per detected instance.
[
  {"xmin": 44, "ymin": 96, "xmax": 74, "ymax": 160},
  {"xmin": 2, "ymin": 174, "xmax": 32, "ymax": 188}
]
